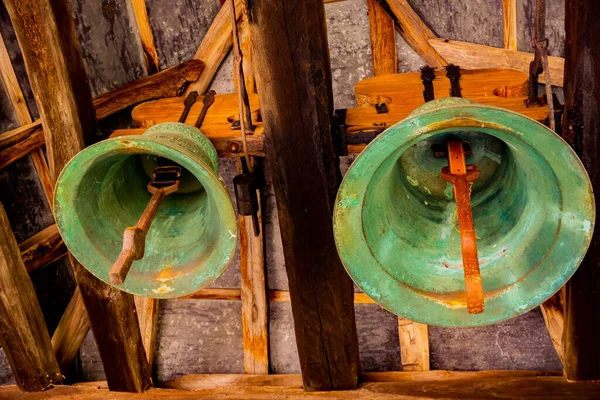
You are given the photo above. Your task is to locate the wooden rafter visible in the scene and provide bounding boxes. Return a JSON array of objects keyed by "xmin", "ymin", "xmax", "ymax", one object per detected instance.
[
  {"xmin": 185, "ymin": 0, "xmax": 244, "ymax": 95},
  {"xmin": 131, "ymin": 0, "xmax": 160, "ymax": 75},
  {"xmin": 382, "ymin": 0, "xmax": 447, "ymax": 68},
  {"xmin": 0, "ymin": 30, "xmax": 53, "ymax": 205}
]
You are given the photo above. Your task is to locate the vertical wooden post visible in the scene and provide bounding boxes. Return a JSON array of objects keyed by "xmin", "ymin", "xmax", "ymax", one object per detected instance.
[
  {"xmin": 367, "ymin": 0, "xmax": 397, "ymax": 76},
  {"xmin": 4, "ymin": 0, "xmax": 151, "ymax": 391},
  {"xmin": 0, "ymin": 204, "xmax": 62, "ymax": 391},
  {"xmin": 562, "ymin": 0, "xmax": 600, "ymax": 381},
  {"xmin": 236, "ymin": 160, "xmax": 269, "ymax": 375},
  {"xmin": 249, "ymin": 0, "xmax": 360, "ymax": 391},
  {"xmin": 398, "ymin": 320, "xmax": 429, "ymax": 371}
]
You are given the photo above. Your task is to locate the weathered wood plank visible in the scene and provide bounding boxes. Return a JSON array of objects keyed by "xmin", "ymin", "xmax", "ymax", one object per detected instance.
[
  {"xmin": 0, "ymin": 203, "xmax": 61, "ymax": 391},
  {"xmin": 93, "ymin": 60, "xmax": 204, "ymax": 120},
  {"xmin": 502, "ymin": 0, "xmax": 517, "ymax": 50},
  {"xmin": 51, "ymin": 288, "xmax": 90, "ymax": 375},
  {"xmin": 131, "ymin": 0, "xmax": 159, "ymax": 75},
  {"xmin": 0, "ymin": 124, "xmax": 44, "ymax": 170},
  {"xmin": 382, "ymin": 0, "xmax": 446, "ymax": 68},
  {"xmin": 237, "ymin": 161, "xmax": 268, "ymax": 375},
  {"xmin": 249, "ymin": 0, "xmax": 360, "ymax": 390},
  {"xmin": 4, "ymin": 371, "xmax": 600, "ymax": 399},
  {"xmin": 4, "ymin": 0, "xmax": 151, "ymax": 391},
  {"xmin": 18, "ymin": 224, "xmax": 67, "ymax": 273},
  {"xmin": 562, "ymin": 0, "xmax": 600, "ymax": 382},
  {"xmin": 397, "ymin": 320, "xmax": 429, "ymax": 371},
  {"xmin": 428, "ymin": 39, "xmax": 564, "ymax": 87},
  {"xmin": 367, "ymin": 0, "xmax": 397, "ymax": 76}
]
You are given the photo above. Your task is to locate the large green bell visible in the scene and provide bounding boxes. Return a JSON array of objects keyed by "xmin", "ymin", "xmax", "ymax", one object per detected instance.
[
  {"xmin": 54, "ymin": 122, "xmax": 238, "ymax": 298},
  {"xmin": 333, "ymin": 98, "xmax": 595, "ymax": 327}
]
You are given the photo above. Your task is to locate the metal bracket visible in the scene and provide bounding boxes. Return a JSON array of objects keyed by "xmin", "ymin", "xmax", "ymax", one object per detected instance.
[
  {"xmin": 445, "ymin": 64, "xmax": 462, "ymax": 98},
  {"xmin": 420, "ymin": 66, "xmax": 436, "ymax": 102}
]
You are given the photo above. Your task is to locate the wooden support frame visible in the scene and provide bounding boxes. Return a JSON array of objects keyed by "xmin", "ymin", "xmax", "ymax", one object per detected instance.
[
  {"xmin": 236, "ymin": 160, "xmax": 269, "ymax": 374},
  {"xmin": 562, "ymin": 0, "xmax": 600, "ymax": 381},
  {"xmin": 4, "ymin": 0, "xmax": 151, "ymax": 392},
  {"xmin": 0, "ymin": 204, "xmax": 62, "ymax": 391},
  {"xmin": 250, "ymin": 0, "xmax": 360, "ymax": 391},
  {"xmin": 5, "ymin": 370, "xmax": 600, "ymax": 399}
]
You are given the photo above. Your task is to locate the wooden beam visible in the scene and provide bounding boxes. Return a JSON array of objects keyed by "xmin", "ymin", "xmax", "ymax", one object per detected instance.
[
  {"xmin": 0, "ymin": 30, "xmax": 53, "ymax": 204},
  {"xmin": 0, "ymin": 123, "xmax": 44, "ymax": 170},
  {"xmin": 232, "ymin": 1, "xmax": 255, "ymax": 94},
  {"xmin": 397, "ymin": 320, "xmax": 429, "ymax": 371},
  {"xmin": 237, "ymin": 161, "xmax": 268, "ymax": 374},
  {"xmin": 51, "ymin": 288, "xmax": 90, "ymax": 375},
  {"xmin": 367, "ymin": 0, "xmax": 397, "ymax": 76},
  {"xmin": 382, "ymin": 0, "xmax": 446, "ymax": 68},
  {"xmin": 4, "ymin": 0, "xmax": 151, "ymax": 391},
  {"xmin": 540, "ymin": 290, "xmax": 565, "ymax": 366},
  {"xmin": 18, "ymin": 224, "xmax": 67, "ymax": 273},
  {"xmin": 250, "ymin": 0, "xmax": 360, "ymax": 390},
  {"xmin": 562, "ymin": 0, "xmax": 600, "ymax": 381},
  {"xmin": 428, "ymin": 39, "xmax": 564, "ymax": 87},
  {"xmin": 131, "ymin": 0, "xmax": 160, "ymax": 75},
  {"xmin": 0, "ymin": 204, "xmax": 61, "ymax": 391},
  {"xmin": 3, "ymin": 0, "xmax": 95, "ymax": 182},
  {"xmin": 5, "ymin": 371, "xmax": 600, "ymax": 399},
  {"xmin": 134, "ymin": 296, "xmax": 160, "ymax": 371},
  {"xmin": 502, "ymin": 0, "xmax": 517, "ymax": 51},
  {"xmin": 93, "ymin": 60, "xmax": 204, "ymax": 120},
  {"xmin": 186, "ymin": 0, "xmax": 244, "ymax": 95}
]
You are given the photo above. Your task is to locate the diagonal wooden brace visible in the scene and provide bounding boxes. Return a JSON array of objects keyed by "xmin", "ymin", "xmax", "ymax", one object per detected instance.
[{"xmin": 441, "ymin": 140, "xmax": 484, "ymax": 314}]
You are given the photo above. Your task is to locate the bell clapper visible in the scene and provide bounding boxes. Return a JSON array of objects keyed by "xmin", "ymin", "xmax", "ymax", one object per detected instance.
[
  {"xmin": 441, "ymin": 141, "xmax": 485, "ymax": 314},
  {"xmin": 108, "ymin": 166, "xmax": 182, "ymax": 285}
]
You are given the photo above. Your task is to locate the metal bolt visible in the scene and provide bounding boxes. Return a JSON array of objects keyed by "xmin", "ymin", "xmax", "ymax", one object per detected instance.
[{"xmin": 228, "ymin": 141, "xmax": 242, "ymax": 153}]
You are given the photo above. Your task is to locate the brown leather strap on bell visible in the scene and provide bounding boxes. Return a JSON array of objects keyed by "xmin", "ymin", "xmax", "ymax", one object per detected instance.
[{"xmin": 441, "ymin": 141, "xmax": 484, "ymax": 314}]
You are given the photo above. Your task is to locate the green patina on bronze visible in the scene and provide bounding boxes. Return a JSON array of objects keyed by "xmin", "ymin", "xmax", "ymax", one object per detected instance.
[
  {"xmin": 54, "ymin": 122, "xmax": 238, "ymax": 298},
  {"xmin": 334, "ymin": 98, "xmax": 595, "ymax": 327}
]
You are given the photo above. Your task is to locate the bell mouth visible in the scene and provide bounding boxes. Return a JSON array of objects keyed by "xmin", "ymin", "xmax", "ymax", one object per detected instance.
[
  {"xmin": 54, "ymin": 134, "xmax": 238, "ymax": 298},
  {"xmin": 334, "ymin": 104, "xmax": 595, "ymax": 327}
]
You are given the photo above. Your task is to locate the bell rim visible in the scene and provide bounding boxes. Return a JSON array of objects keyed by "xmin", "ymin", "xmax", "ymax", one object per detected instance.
[
  {"xmin": 334, "ymin": 103, "xmax": 595, "ymax": 327},
  {"xmin": 53, "ymin": 134, "xmax": 238, "ymax": 298}
]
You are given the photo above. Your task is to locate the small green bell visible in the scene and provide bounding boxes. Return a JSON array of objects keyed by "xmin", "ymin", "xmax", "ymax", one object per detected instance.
[
  {"xmin": 333, "ymin": 98, "xmax": 595, "ymax": 327},
  {"xmin": 54, "ymin": 122, "xmax": 238, "ymax": 298}
]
